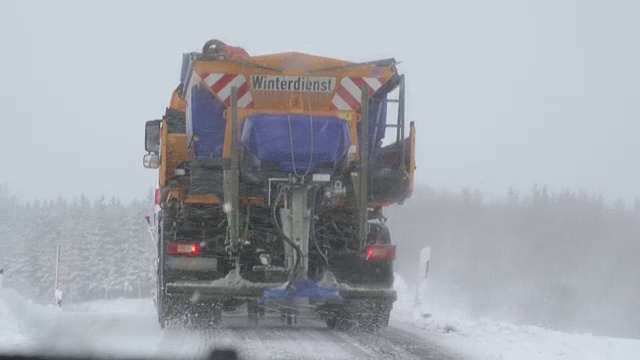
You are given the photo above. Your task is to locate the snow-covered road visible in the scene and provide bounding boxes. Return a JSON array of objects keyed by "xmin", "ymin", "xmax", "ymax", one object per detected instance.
[
  {"xmin": 3, "ymin": 287, "xmax": 640, "ymax": 360},
  {"xmin": 0, "ymin": 289, "xmax": 454, "ymax": 359},
  {"xmin": 155, "ymin": 315, "xmax": 453, "ymax": 359}
]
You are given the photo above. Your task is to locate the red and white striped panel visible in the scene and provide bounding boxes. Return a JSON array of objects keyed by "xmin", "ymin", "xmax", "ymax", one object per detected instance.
[
  {"xmin": 199, "ymin": 72, "xmax": 254, "ymax": 108},
  {"xmin": 331, "ymin": 77, "xmax": 386, "ymax": 111}
]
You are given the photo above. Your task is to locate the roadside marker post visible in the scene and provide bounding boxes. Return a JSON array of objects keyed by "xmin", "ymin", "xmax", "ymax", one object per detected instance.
[
  {"xmin": 54, "ymin": 245, "xmax": 63, "ymax": 307},
  {"xmin": 415, "ymin": 247, "xmax": 431, "ymax": 314}
]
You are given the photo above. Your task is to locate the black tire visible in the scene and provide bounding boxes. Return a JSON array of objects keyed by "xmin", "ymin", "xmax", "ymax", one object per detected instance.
[
  {"xmin": 356, "ymin": 299, "xmax": 392, "ymax": 332},
  {"xmin": 247, "ymin": 302, "xmax": 260, "ymax": 326},
  {"xmin": 328, "ymin": 299, "xmax": 392, "ymax": 332},
  {"xmin": 187, "ymin": 303, "xmax": 223, "ymax": 330},
  {"xmin": 323, "ymin": 304, "xmax": 355, "ymax": 331},
  {"xmin": 165, "ymin": 299, "xmax": 221, "ymax": 330},
  {"xmin": 157, "ymin": 208, "xmax": 176, "ymax": 328},
  {"xmin": 325, "ymin": 316, "xmax": 338, "ymax": 329}
]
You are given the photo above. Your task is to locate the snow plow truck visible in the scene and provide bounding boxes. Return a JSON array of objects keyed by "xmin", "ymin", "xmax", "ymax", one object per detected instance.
[{"xmin": 142, "ymin": 39, "xmax": 416, "ymax": 330}]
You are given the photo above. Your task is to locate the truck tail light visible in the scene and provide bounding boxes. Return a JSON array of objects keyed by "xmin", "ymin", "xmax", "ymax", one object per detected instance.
[
  {"xmin": 167, "ymin": 242, "xmax": 201, "ymax": 256},
  {"xmin": 155, "ymin": 188, "xmax": 161, "ymax": 205},
  {"xmin": 366, "ymin": 245, "xmax": 396, "ymax": 261}
]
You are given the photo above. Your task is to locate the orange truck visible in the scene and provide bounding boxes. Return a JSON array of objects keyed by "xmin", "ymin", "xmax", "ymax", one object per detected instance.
[{"xmin": 143, "ymin": 39, "xmax": 416, "ymax": 330}]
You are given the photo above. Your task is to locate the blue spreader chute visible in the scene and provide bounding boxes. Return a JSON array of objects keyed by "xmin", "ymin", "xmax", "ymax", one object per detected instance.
[{"xmin": 259, "ymin": 279, "xmax": 342, "ymax": 305}]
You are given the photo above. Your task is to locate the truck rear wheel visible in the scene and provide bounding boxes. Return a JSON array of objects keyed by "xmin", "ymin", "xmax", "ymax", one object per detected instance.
[
  {"xmin": 184, "ymin": 302, "xmax": 223, "ymax": 329},
  {"xmin": 325, "ymin": 317, "xmax": 336, "ymax": 329},
  {"xmin": 157, "ymin": 208, "xmax": 177, "ymax": 329},
  {"xmin": 247, "ymin": 301, "xmax": 261, "ymax": 326},
  {"xmin": 162, "ymin": 298, "xmax": 222, "ymax": 329},
  {"xmin": 159, "ymin": 296, "xmax": 184, "ymax": 329},
  {"xmin": 326, "ymin": 299, "xmax": 392, "ymax": 332},
  {"xmin": 356, "ymin": 299, "xmax": 392, "ymax": 332}
]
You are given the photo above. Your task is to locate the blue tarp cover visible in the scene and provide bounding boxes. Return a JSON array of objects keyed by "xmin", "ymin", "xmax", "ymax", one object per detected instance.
[{"xmin": 241, "ymin": 114, "xmax": 351, "ymax": 174}]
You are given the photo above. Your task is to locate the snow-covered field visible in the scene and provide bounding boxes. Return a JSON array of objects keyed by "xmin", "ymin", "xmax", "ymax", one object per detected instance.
[{"xmin": 1, "ymin": 283, "xmax": 639, "ymax": 360}]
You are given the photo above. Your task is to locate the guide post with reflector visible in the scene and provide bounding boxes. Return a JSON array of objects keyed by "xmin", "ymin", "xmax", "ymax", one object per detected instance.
[
  {"xmin": 145, "ymin": 215, "xmax": 158, "ymax": 253},
  {"xmin": 415, "ymin": 247, "xmax": 431, "ymax": 308},
  {"xmin": 54, "ymin": 244, "xmax": 63, "ymax": 307}
]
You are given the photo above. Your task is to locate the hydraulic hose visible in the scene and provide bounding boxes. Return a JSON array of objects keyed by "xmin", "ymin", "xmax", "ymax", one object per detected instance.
[
  {"xmin": 310, "ymin": 186, "xmax": 329, "ymax": 266},
  {"xmin": 271, "ymin": 186, "xmax": 304, "ymax": 285}
]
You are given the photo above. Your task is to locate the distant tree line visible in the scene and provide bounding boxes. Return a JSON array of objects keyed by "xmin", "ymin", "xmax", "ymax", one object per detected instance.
[
  {"xmin": 0, "ymin": 185, "xmax": 156, "ymax": 304},
  {"xmin": 387, "ymin": 185, "xmax": 640, "ymax": 339},
  {"xmin": 1, "ymin": 183, "xmax": 639, "ymax": 338}
]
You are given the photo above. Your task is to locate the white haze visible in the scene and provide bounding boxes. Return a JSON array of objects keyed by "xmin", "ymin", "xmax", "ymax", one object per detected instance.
[
  {"xmin": 387, "ymin": 186, "xmax": 640, "ymax": 339},
  {"xmin": 0, "ymin": 0, "xmax": 639, "ymax": 202}
]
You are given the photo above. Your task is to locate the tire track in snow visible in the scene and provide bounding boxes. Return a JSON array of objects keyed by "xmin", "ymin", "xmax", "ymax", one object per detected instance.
[
  {"xmin": 39, "ymin": 298, "xmax": 455, "ymax": 359},
  {"xmin": 155, "ymin": 314, "xmax": 458, "ymax": 359}
]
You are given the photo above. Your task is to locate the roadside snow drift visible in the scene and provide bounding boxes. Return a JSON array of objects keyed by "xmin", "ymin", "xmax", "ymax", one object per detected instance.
[
  {"xmin": 0, "ymin": 289, "xmax": 161, "ymax": 357},
  {"xmin": 392, "ymin": 274, "xmax": 640, "ymax": 360},
  {"xmin": 0, "ymin": 288, "xmax": 60, "ymax": 353}
]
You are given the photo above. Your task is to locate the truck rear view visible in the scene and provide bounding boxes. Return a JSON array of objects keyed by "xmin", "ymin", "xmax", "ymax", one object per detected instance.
[{"xmin": 142, "ymin": 40, "xmax": 416, "ymax": 331}]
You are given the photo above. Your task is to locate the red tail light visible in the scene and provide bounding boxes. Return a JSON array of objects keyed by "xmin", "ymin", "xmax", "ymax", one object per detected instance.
[
  {"xmin": 167, "ymin": 242, "xmax": 201, "ymax": 256},
  {"xmin": 155, "ymin": 188, "xmax": 161, "ymax": 205},
  {"xmin": 366, "ymin": 245, "xmax": 396, "ymax": 261}
]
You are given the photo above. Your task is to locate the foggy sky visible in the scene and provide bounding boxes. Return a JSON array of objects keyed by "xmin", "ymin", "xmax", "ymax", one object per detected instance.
[{"xmin": 1, "ymin": 0, "xmax": 638, "ymax": 203}]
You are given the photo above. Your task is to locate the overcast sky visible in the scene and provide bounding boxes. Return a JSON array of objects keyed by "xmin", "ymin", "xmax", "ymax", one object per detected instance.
[{"xmin": 1, "ymin": 0, "xmax": 638, "ymax": 203}]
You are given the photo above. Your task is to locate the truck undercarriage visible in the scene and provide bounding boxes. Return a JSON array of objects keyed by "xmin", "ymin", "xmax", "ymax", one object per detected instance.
[{"xmin": 156, "ymin": 196, "xmax": 397, "ymax": 330}]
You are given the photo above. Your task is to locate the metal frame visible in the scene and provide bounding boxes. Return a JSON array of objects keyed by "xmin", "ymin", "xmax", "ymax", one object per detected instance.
[
  {"xmin": 358, "ymin": 85, "xmax": 370, "ymax": 250},
  {"xmin": 224, "ymin": 86, "xmax": 241, "ymax": 255},
  {"xmin": 166, "ymin": 282, "xmax": 397, "ymax": 301},
  {"xmin": 217, "ymin": 78, "xmax": 406, "ymax": 269},
  {"xmin": 398, "ymin": 74, "xmax": 406, "ymax": 171},
  {"xmin": 307, "ymin": 58, "xmax": 397, "ymax": 74}
]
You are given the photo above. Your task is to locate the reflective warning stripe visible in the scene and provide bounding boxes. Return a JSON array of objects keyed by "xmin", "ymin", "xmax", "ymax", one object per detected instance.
[
  {"xmin": 331, "ymin": 91, "xmax": 352, "ymax": 111},
  {"xmin": 331, "ymin": 77, "xmax": 386, "ymax": 111},
  {"xmin": 198, "ymin": 72, "xmax": 254, "ymax": 108},
  {"xmin": 364, "ymin": 77, "xmax": 383, "ymax": 91}
]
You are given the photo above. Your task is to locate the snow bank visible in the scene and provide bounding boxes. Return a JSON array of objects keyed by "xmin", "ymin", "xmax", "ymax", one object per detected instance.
[
  {"xmin": 402, "ymin": 317, "xmax": 640, "ymax": 360},
  {"xmin": 391, "ymin": 274, "xmax": 640, "ymax": 360},
  {"xmin": 0, "ymin": 290, "xmax": 160, "ymax": 357},
  {"xmin": 0, "ymin": 288, "xmax": 60, "ymax": 354}
]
